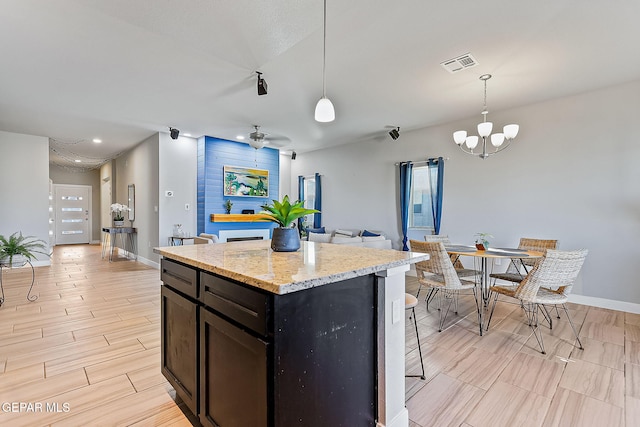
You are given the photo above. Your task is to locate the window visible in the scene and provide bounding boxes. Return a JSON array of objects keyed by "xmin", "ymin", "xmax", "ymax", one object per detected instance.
[
  {"xmin": 303, "ymin": 177, "xmax": 316, "ymax": 227},
  {"xmin": 409, "ymin": 166, "xmax": 434, "ymax": 229}
]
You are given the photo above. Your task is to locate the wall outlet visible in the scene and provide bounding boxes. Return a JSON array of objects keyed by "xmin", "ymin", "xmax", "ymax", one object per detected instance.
[
  {"xmin": 185, "ymin": 203, "xmax": 190, "ymax": 211},
  {"xmin": 165, "ymin": 190, "xmax": 174, "ymax": 197}
]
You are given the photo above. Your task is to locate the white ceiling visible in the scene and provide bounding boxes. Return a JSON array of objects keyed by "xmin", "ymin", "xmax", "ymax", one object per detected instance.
[{"xmin": 1, "ymin": 0, "xmax": 639, "ymax": 169}]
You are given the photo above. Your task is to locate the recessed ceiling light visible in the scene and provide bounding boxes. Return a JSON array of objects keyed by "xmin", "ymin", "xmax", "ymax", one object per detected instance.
[
  {"xmin": 93, "ymin": 138, "xmax": 102, "ymax": 143},
  {"xmin": 183, "ymin": 133, "xmax": 192, "ymax": 137},
  {"xmin": 75, "ymin": 159, "xmax": 82, "ymax": 163},
  {"xmin": 236, "ymin": 135, "xmax": 245, "ymax": 140}
]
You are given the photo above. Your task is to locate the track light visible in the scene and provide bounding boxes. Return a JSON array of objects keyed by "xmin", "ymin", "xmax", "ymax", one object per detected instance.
[
  {"xmin": 169, "ymin": 127, "xmax": 180, "ymax": 140},
  {"xmin": 291, "ymin": 151, "xmax": 297, "ymax": 160},
  {"xmin": 256, "ymin": 71, "xmax": 268, "ymax": 96},
  {"xmin": 389, "ymin": 127, "xmax": 400, "ymax": 140}
]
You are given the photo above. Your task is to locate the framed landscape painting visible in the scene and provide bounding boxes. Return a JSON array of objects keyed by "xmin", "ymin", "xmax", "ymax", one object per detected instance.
[{"xmin": 223, "ymin": 165, "xmax": 269, "ymax": 197}]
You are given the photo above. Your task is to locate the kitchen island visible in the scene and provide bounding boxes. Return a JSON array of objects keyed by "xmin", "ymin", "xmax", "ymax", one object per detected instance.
[{"xmin": 155, "ymin": 240, "xmax": 428, "ymax": 427}]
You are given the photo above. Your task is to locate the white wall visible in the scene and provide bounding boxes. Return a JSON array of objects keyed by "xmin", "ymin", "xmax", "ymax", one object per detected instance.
[
  {"xmin": 279, "ymin": 153, "xmax": 292, "ymax": 199},
  {"xmin": 291, "ymin": 79, "xmax": 640, "ymax": 306},
  {"xmin": 0, "ymin": 131, "xmax": 51, "ymax": 265},
  {"xmin": 100, "ymin": 161, "xmax": 114, "ymax": 230},
  {"xmin": 115, "ymin": 134, "xmax": 159, "ymax": 265},
  {"xmin": 107, "ymin": 132, "xmax": 197, "ymax": 267},
  {"xmin": 158, "ymin": 133, "xmax": 197, "ymax": 249}
]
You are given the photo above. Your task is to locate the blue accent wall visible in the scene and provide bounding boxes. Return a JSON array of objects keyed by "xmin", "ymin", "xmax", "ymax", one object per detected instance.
[{"xmin": 197, "ymin": 137, "xmax": 279, "ymax": 237}]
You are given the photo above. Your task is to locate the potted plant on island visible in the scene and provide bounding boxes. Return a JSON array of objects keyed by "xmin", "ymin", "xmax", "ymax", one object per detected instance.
[
  {"xmin": 475, "ymin": 233, "xmax": 493, "ymax": 251},
  {"xmin": 0, "ymin": 232, "xmax": 50, "ymax": 267},
  {"xmin": 260, "ymin": 195, "xmax": 319, "ymax": 252},
  {"xmin": 110, "ymin": 203, "xmax": 129, "ymax": 226}
]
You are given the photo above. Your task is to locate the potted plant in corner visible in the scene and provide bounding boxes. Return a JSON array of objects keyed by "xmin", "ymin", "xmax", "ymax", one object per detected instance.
[
  {"xmin": 260, "ymin": 195, "xmax": 319, "ymax": 252},
  {"xmin": 0, "ymin": 232, "xmax": 50, "ymax": 267},
  {"xmin": 475, "ymin": 233, "xmax": 493, "ymax": 251},
  {"xmin": 110, "ymin": 203, "xmax": 129, "ymax": 226}
]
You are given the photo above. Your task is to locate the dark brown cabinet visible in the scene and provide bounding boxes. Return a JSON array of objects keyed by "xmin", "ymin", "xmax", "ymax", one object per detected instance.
[
  {"xmin": 199, "ymin": 307, "xmax": 268, "ymax": 427},
  {"xmin": 160, "ymin": 257, "xmax": 377, "ymax": 427},
  {"xmin": 160, "ymin": 284, "xmax": 198, "ymax": 414}
]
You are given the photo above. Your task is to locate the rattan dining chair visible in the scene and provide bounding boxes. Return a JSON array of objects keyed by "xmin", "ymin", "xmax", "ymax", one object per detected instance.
[
  {"xmin": 410, "ymin": 240, "xmax": 482, "ymax": 335},
  {"xmin": 419, "ymin": 236, "xmax": 480, "ymax": 309},
  {"xmin": 490, "ymin": 238, "xmax": 558, "ymax": 284},
  {"xmin": 486, "ymin": 249, "xmax": 588, "ymax": 354},
  {"xmin": 424, "ymin": 235, "xmax": 480, "ymax": 278}
]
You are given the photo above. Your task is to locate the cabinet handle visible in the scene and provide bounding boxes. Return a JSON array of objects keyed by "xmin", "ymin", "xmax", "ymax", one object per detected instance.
[
  {"xmin": 163, "ymin": 269, "xmax": 192, "ymax": 285},
  {"xmin": 205, "ymin": 288, "xmax": 259, "ymax": 318}
]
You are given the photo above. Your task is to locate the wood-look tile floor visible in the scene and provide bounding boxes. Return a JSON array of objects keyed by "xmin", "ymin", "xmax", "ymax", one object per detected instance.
[
  {"xmin": 0, "ymin": 244, "xmax": 196, "ymax": 426},
  {"xmin": 404, "ymin": 277, "xmax": 640, "ymax": 427},
  {"xmin": 0, "ymin": 244, "xmax": 637, "ymax": 426}
]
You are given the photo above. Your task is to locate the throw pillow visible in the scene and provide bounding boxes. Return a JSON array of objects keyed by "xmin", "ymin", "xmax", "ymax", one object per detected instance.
[
  {"xmin": 361, "ymin": 229, "xmax": 381, "ymax": 237},
  {"xmin": 334, "ymin": 229, "xmax": 355, "ymax": 237},
  {"xmin": 361, "ymin": 235, "xmax": 385, "ymax": 242},
  {"xmin": 306, "ymin": 227, "xmax": 326, "ymax": 234},
  {"xmin": 309, "ymin": 232, "xmax": 332, "ymax": 243}
]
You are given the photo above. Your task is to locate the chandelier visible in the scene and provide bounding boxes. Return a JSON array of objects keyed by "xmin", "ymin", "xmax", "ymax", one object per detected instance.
[{"xmin": 453, "ymin": 74, "xmax": 519, "ymax": 159}]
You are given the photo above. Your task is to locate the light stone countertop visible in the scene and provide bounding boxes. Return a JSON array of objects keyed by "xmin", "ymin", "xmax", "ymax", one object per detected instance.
[{"xmin": 154, "ymin": 240, "xmax": 429, "ymax": 295}]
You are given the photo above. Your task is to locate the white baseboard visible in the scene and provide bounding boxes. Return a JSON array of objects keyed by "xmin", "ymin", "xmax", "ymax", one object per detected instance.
[
  {"xmin": 568, "ymin": 294, "xmax": 640, "ymax": 314},
  {"xmin": 136, "ymin": 255, "xmax": 159, "ymax": 270},
  {"xmin": 405, "ymin": 271, "xmax": 640, "ymax": 314}
]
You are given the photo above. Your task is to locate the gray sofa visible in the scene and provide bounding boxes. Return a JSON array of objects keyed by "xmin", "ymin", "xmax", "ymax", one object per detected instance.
[{"xmin": 307, "ymin": 228, "xmax": 393, "ymax": 249}]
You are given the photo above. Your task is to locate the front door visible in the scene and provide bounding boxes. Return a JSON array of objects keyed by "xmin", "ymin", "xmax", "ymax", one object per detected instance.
[{"xmin": 54, "ymin": 184, "xmax": 91, "ymax": 245}]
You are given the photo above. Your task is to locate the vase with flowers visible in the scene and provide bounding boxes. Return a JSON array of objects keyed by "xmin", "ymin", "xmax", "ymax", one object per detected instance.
[
  {"xmin": 110, "ymin": 203, "xmax": 130, "ymax": 226},
  {"xmin": 474, "ymin": 233, "xmax": 493, "ymax": 251}
]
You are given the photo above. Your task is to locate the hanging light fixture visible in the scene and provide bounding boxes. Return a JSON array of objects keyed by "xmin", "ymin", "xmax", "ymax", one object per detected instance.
[
  {"xmin": 453, "ymin": 74, "xmax": 519, "ymax": 159},
  {"xmin": 314, "ymin": 0, "xmax": 335, "ymax": 122}
]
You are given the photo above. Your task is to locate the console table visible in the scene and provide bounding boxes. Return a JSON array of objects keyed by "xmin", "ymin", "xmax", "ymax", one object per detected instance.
[
  {"xmin": 102, "ymin": 227, "xmax": 137, "ymax": 262},
  {"xmin": 168, "ymin": 236, "xmax": 195, "ymax": 246}
]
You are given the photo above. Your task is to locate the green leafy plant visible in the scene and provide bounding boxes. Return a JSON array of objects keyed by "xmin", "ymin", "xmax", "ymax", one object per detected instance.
[
  {"xmin": 224, "ymin": 199, "xmax": 233, "ymax": 214},
  {"xmin": 260, "ymin": 195, "xmax": 319, "ymax": 228},
  {"xmin": 0, "ymin": 232, "xmax": 50, "ymax": 265}
]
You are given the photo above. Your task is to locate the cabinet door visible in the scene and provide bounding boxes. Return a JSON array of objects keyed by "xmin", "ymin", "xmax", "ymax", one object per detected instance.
[
  {"xmin": 200, "ymin": 308, "xmax": 268, "ymax": 427},
  {"xmin": 161, "ymin": 285, "xmax": 198, "ymax": 415}
]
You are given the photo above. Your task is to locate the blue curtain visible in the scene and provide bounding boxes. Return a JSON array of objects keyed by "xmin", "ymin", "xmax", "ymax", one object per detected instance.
[
  {"xmin": 427, "ymin": 157, "xmax": 444, "ymax": 235},
  {"xmin": 297, "ymin": 175, "xmax": 305, "ymax": 232},
  {"xmin": 399, "ymin": 162, "xmax": 413, "ymax": 251},
  {"xmin": 313, "ymin": 173, "xmax": 322, "ymax": 228}
]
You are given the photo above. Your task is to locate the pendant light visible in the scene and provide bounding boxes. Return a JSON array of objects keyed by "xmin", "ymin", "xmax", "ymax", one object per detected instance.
[{"xmin": 314, "ymin": 0, "xmax": 335, "ymax": 122}]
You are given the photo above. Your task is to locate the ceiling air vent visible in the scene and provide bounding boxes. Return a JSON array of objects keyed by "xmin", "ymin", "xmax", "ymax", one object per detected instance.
[{"xmin": 440, "ymin": 53, "xmax": 478, "ymax": 74}]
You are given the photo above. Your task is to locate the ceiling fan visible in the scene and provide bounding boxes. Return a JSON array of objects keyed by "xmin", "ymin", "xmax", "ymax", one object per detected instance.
[{"xmin": 248, "ymin": 125, "xmax": 290, "ymax": 150}]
